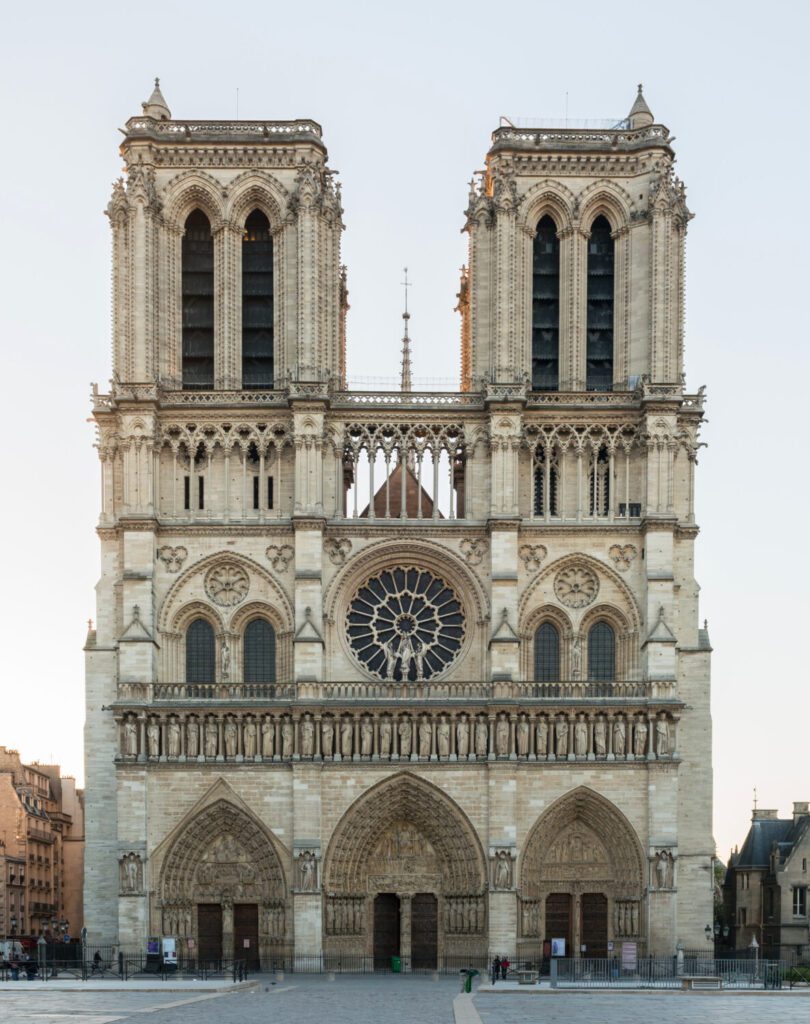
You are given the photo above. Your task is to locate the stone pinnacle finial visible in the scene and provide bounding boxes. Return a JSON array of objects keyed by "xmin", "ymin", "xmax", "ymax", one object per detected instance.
[
  {"xmin": 628, "ymin": 83, "xmax": 653, "ymax": 129},
  {"xmin": 142, "ymin": 77, "xmax": 171, "ymax": 121}
]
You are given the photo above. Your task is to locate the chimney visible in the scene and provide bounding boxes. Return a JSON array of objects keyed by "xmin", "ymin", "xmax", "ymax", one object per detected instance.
[
  {"xmin": 793, "ymin": 801, "xmax": 809, "ymax": 823},
  {"xmin": 752, "ymin": 809, "xmax": 779, "ymax": 821}
]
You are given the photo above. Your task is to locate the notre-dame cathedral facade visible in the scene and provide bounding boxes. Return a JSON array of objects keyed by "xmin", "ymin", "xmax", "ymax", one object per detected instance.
[{"xmin": 84, "ymin": 81, "xmax": 713, "ymax": 967}]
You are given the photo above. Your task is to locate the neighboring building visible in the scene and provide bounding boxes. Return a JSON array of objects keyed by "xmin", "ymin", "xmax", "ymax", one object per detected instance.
[
  {"xmin": 84, "ymin": 80, "xmax": 713, "ymax": 966},
  {"xmin": 724, "ymin": 804, "xmax": 810, "ymax": 959},
  {"xmin": 0, "ymin": 747, "xmax": 85, "ymax": 939}
]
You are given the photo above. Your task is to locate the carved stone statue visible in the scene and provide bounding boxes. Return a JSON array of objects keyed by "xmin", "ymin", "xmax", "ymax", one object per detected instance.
[
  {"xmin": 120, "ymin": 852, "xmax": 142, "ymax": 894},
  {"xmin": 656, "ymin": 715, "xmax": 670, "ymax": 756},
  {"xmin": 612, "ymin": 716, "xmax": 626, "ymax": 756},
  {"xmin": 536, "ymin": 717, "xmax": 548, "ymax": 756},
  {"xmin": 633, "ymin": 719, "xmax": 648, "ymax": 756},
  {"xmin": 399, "ymin": 635, "xmax": 415, "ymax": 680},
  {"xmin": 321, "ymin": 717, "xmax": 334, "ymax": 758},
  {"xmin": 594, "ymin": 717, "xmax": 607, "ymax": 757},
  {"xmin": 379, "ymin": 717, "xmax": 392, "ymax": 757},
  {"xmin": 123, "ymin": 717, "xmax": 138, "ymax": 757},
  {"xmin": 243, "ymin": 718, "xmax": 257, "ymax": 758},
  {"xmin": 261, "ymin": 716, "xmax": 275, "ymax": 757},
  {"xmin": 474, "ymin": 718, "xmax": 488, "ymax": 757},
  {"xmin": 456, "ymin": 715, "xmax": 469, "ymax": 757},
  {"xmin": 224, "ymin": 718, "xmax": 237, "ymax": 758},
  {"xmin": 418, "ymin": 717, "xmax": 432, "ymax": 757},
  {"xmin": 147, "ymin": 718, "xmax": 160, "ymax": 758},
  {"xmin": 300, "ymin": 717, "xmax": 315, "ymax": 757},
  {"xmin": 299, "ymin": 851, "xmax": 317, "ymax": 891},
  {"xmin": 221, "ymin": 641, "xmax": 231, "ymax": 681},
  {"xmin": 398, "ymin": 717, "xmax": 412, "ymax": 757},
  {"xmin": 282, "ymin": 718, "xmax": 295, "ymax": 758},
  {"xmin": 574, "ymin": 714, "xmax": 588, "ymax": 756},
  {"xmin": 384, "ymin": 638, "xmax": 399, "ymax": 679},
  {"xmin": 516, "ymin": 714, "xmax": 529, "ymax": 756},
  {"xmin": 654, "ymin": 849, "xmax": 674, "ymax": 889},
  {"xmin": 555, "ymin": 716, "xmax": 569, "ymax": 757},
  {"xmin": 163, "ymin": 718, "xmax": 178, "ymax": 759},
  {"xmin": 186, "ymin": 718, "xmax": 199, "ymax": 758},
  {"xmin": 570, "ymin": 633, "xmax": 582, "ymax": 679},
  {"xmin": 204, "ymin": 718, "xmax": 218, "ymax": 758},
  {"xmin": 494, "ymin": 850, "xmax": 512, "ymax": 889},
  {"xmin": 360, "ymin": 717, "xmax": 373, "ymax": 756},
  {"xmin": 495, "ymin": 714, "xmax": 509, "ymax": 756},
  {"xmin": 340, "ymin": 717, "xmax": 353, "ymax": 757},
  {"xmin": 437, "ymin": 717, "xmax": 450, "ymax": 758}
]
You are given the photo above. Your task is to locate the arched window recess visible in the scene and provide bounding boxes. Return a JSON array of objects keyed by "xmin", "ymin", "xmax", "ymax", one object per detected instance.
[
  {"xmin": 186, "ymin": 617, "xmax": 216, "ymax": 685},
  {"xmin": 586, "ymin": 215, "xmax": 614, "ymax": 392},
  {"xmin": 181, "ymin": 210, "xmax": 214, "ymax": 390},
  {"xmin": 242, "ymin": 209, "xmax": 274, "ymax": 389},
  {"xmin": 587, "ymin": 621, "xmax": 615, "ymax": 683},
  {"xmin": 243, "ymin": 618, "xmax": 276, "ymax": 684},
  {"xmin": 532, "ymin": 215, "xmax": 560, "ymax": 391}
]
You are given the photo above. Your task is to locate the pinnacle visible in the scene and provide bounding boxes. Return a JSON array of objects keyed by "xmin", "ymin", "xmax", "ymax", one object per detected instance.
[
  {"xmin": 628, "ymin": 83, "xmax": 654, "ymax": 128},
  {"xmin": 142, "ymin": 77, "xmax": 171, "ymax": 120}
]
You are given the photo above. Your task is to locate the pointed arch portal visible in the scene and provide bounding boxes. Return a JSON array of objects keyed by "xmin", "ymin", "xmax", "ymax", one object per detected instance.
[
  {"xmin": 323, "ymin": 774, "xmax": 487, "ymax": 966},
  {"xmin": 158, "ymin": 798, "xmax": 288, "ymax": 968},
  {"xmin": 519, "ymin": 788, "xmax": 645, "ymax": 958}
]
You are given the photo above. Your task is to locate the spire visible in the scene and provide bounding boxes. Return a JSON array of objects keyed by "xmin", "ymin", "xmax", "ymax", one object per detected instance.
[
  {"xmin": 627, "ymin": 83, "xmax": 653, "ymax": 129},
  {"xmin": 400, "ymin": 267, "xmax": 413, "ymax": 393},
  {"xmin": 142, "ymin": 77, "xmax": 171, "ymax": 121}
]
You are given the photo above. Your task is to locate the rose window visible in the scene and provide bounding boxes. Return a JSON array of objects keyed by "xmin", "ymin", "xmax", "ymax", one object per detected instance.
[
  {"xmin": 346, "ymin": 568, "xmax": 465, "ymax": 681},
  {"xmin": 204, "ymin": 563, "xmax": 250, "ymax": 607},
  {"xmin": 554, "ymin": 566, "xmax": 599, "ymax": 608}
]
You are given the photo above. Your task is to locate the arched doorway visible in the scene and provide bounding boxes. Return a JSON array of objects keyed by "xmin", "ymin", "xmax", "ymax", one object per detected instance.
[
  {"xmin": 157, "ymin": 797, "xmax": 288, "ymax": 969},
  {"xmin": 519, "ymin": 788, "xmax": 645, "ymax": 959},
  {"xmin": 323, "ymin": 774, "xmax": 487, "ymax": 968}
]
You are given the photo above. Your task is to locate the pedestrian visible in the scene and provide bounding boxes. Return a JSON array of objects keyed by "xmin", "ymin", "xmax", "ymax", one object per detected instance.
[
  {"xmin": 491, "ymin": 956, "xmax": 500, "ymax": 984},
  {"xmin": 500, "ymin": 955, "xmax": 510, "ymax": 980}
]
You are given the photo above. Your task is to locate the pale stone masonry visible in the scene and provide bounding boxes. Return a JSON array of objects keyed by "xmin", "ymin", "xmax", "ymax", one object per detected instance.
[{"xmin": 84, "ymin": 80, "xmax": 713, "ymax": 966}]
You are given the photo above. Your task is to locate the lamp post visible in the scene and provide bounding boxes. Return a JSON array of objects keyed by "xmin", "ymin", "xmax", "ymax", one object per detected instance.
[
  {"xmin": 37, "ymin": 934, "xmax": 47, "ymax": 981},
  {"xmin": 749, "ymin": 935, "xmax": 759, "ymax": 981}
]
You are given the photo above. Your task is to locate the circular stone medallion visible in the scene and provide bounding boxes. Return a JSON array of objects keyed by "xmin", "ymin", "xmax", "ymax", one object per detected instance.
[
  {"xmin": 554, "ymin": 566, "xmax": 599, "ymax": 608},
  {"xmin": 346, "ymin": 567, "xmax": 465, "ymax": 682},
  {"xmin": 204, "ymin": 563, "xmax": 250, "ymax": 607}
]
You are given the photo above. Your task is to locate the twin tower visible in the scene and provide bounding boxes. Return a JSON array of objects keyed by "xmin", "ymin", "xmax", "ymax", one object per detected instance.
[{"xmin": 84, "ymin": 81, "xmax": 712, "ymax": 968}]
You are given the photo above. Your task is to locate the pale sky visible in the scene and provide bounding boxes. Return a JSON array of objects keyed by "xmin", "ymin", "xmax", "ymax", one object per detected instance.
[{"xmin": 1, "ymin": 0, "xmax": 807, "ymax": 862}]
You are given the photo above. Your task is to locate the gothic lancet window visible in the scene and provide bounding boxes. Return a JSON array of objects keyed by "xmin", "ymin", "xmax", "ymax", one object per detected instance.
[
  {"xmin": 532, "ymin": 215, "xmax": 560, "ymax": 391},
  {"xmin": 586, "ymin": 215, "xmax": 614, "ymax": 391},
  {"xmin": 534, "ymin": 622, "xmax": 560, "ymax": 682},
  {"xmin": 186, "ymin": 618, "xmax": 215, "ymax": 683},
  {"xmin": 587, "ymin": 621, "xmax": 616, "ymax": 681},
  {"xmin": 533, "ymin": 448, "xmax": 559, "ymax": 517},
  {"xmin": 242, "ymin": 210, "xmax": 274, "ymax": 389},
  {"xmin": 181, "ymin": 210, "xmax": 215, "ymax": 390},
  {"xmin": 589, "ymin": 445, "xmax": 610, "ymax": 516},
  {"xmin": 244, "ymin": 619, "xmax": 276, "ymax": 683}
]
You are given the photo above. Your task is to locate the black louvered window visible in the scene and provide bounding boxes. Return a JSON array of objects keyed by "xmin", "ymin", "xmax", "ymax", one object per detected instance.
[
  {"xmin": 534, "ymin": 622, "xmax": 560, "ymax": 682},
  {"xmin": 186, "ymin": 618, "xmax": 215, "ymax": 683},
  {"xmin": 588, "ymin": 621, "xmax": 615, "ymax": 681},
  {"xmin": 242, "ymin": 210, "xmax": 274, "ymax": 389},
  {"xmin": 244, "ymin": 619, "xmax": 276, "ymax": 683},
  {"xmin": 586, "ymin": 215, "xmax": 614, "ymax": 391},
  {"xmin": 532, "ymin": 215, "xmax": 560, "ymax": 391},
  {"xmin": 182, "ymin": 210, "xmax": 214, "ymax": 390}
]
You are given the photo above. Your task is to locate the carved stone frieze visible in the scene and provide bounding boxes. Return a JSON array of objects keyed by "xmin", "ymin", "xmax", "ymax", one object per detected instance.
[
  {"xmin": 459, "ymin": 538, "xmax": 487, "ymax": 566},
  {"xmin": 119, "ymin": 852, "xmax": 144, "ymax": 895},
  {"xmin": 519, "ymin": 544, "xmax": 547, "ymax": 572},
  {"xmin": 324, "ymin": 538, "xmax": 352, "ymax": 566},
  {"xmin": 157, "ymin": 545, "xmax": 188, "ymax": 572},
  {"xmin": 266, "ymin": 544, "xmax": 295, "ymax": 571}
]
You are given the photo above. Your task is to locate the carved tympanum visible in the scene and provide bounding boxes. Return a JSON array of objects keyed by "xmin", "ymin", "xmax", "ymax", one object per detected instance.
[
  {"xmin": 554, "ymin": 566, "xmax": 599, "ymax": 608},
  {"xmin": 204, "ymin": 563, "xmax": 249, "ymax": 606}
]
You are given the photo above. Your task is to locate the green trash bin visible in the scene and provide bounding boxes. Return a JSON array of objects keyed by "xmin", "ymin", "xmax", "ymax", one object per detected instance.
[
  {"xmin": 464, "ymin": 972, "xmax": 472, "ymax": 993},
  {"xmin": 391, "ymin": 956, "xmax": 401, "ymax": 973}
]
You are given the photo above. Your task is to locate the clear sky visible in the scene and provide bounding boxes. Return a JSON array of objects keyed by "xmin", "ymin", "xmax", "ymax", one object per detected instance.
[{"xmin": 1, "ymin": 0, "xmax": 807, "ymax": 862}]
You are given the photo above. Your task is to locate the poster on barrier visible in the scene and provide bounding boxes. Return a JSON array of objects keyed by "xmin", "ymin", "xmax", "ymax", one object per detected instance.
[
  {"xmin": 551, "ymin": 938, "xmax": 566, "ymax": 957},
  {"xmin": 621, "ymin": 941, "xmax": 637, "ymax": 971}
]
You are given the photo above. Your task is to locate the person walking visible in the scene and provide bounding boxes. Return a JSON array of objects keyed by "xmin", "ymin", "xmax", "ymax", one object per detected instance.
[
  {"xmin": 500, "ymin": 955, "xmax": 510, "ymax": 980},
  {"xmin": 491, "ymin": 956, "xmax": 500, "ymax": 984}
]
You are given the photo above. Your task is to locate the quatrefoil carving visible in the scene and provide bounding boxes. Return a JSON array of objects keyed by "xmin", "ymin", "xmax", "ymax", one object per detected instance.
[{"xmin": 608, "ymin": 544, "xmax": 637, "ymax": 572}]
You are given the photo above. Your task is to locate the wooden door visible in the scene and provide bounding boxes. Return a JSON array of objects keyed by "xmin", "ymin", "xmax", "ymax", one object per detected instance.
[
  {"xmin": 580, "ymin": 893, "xmax": 608, "ymax": 958},
  {"xmin": 545, "ymin": 893, "xmax": 572, "ymax": 955},
  {"xmin": 233, "ymin": 903, "xmax": 260, "ymax": 969},
  {"xmin": 373, "ymin": 893, "xmax": 400, "ymax": 969},
  {"xmin": 197, "ymin": 903, "xmax": 222, "ymax": 964},
  {"xmin": 411, "ymin": 893, "xmax": 438, "ymax": 969}
]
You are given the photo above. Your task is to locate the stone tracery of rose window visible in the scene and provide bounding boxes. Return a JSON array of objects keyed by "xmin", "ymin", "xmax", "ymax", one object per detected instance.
[{"xmin": 346, "ymin": 568, "xmax": 465, "ymax": 681}]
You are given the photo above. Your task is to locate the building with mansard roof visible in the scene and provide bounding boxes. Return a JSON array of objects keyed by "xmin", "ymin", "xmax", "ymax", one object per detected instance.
[{"xmin": 84, "ymin": 80, "xmax": 713, "ymax": 968}]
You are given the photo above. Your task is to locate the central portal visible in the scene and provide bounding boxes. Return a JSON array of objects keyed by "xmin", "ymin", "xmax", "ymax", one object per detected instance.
[{"xmin": 373, "ymin": 893, "xmax": 400, "ymax": 968}]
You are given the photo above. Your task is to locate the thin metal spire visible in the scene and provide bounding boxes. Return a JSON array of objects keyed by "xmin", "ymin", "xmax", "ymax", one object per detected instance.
[{"xmin": 400, "ymin": 266, "xmax": 412, "ymax": 393}]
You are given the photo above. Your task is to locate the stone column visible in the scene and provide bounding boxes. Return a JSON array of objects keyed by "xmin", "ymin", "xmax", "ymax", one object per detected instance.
[
  {"xmin": 222, "ymin": 900, "xmax": 234, "ymax": 960},
  {"xmin": 399, "ymin": 894, "xmax": 412, "ymax": 965}
]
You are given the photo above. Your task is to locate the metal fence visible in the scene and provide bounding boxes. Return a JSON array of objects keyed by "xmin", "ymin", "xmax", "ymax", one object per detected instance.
[
  {"xmin": 0, "ymin": 957, "xmax": 248, "ymax": 983},
  {"xmin": 548, "ymin": 956, "xmax": 784, "ymax": 989}
]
